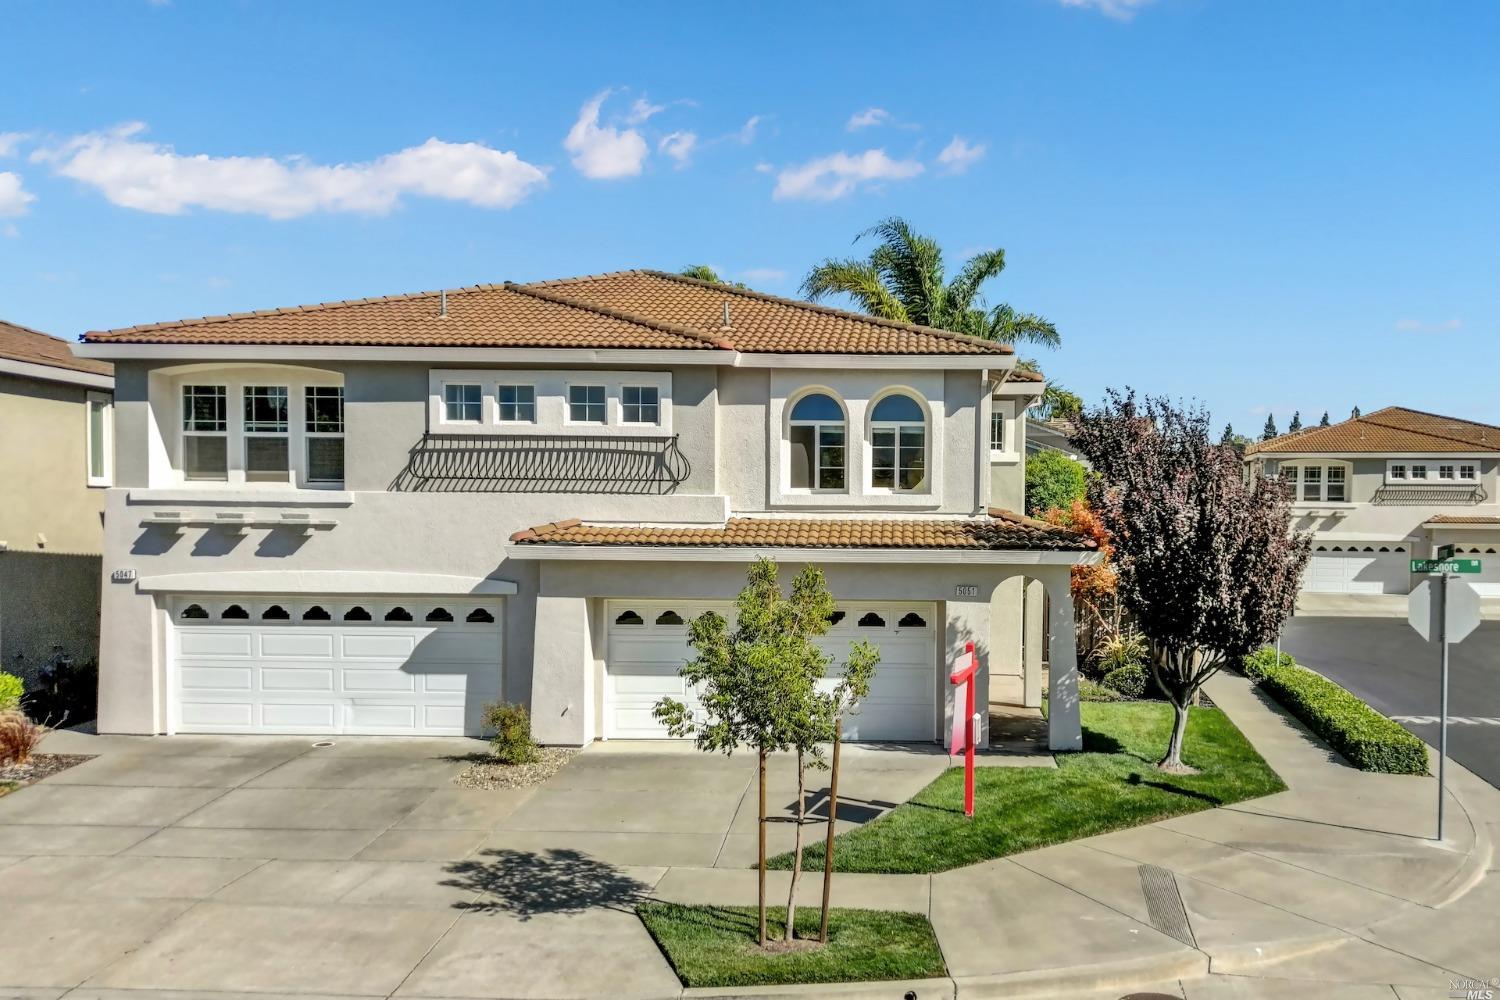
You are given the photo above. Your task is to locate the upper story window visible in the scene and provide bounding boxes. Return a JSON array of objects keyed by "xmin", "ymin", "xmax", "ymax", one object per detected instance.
[
  {"xmin": 305, "ymin": 386, "xmax": 344, "ymax": 485},
  {"xmin": 990, "ymin": 411, "xmax": 1006, "ymax": 452},
  {"xmin": 1411, "ymin": 463, "xmax": 1429, "ymax": 481},
  {"xmin": 788, "ymin": 392, "xmax": 846, "ymax": 491},
  {"xmin": 1387, "ymin": 459, "xmax": 1477, "ymax": 485},
  {"xmin": 622, "ymin": 385, "xmax": 659, "ymax": 425},
  {"xmin": 86, "ymin": 391, "xmax": 112, "ymax": 487},
  {"xmin": 870, "ymin": 393, "xmax": 927, "ymax": 492},
  {"xmin": 1460, "ymin": 463, "xmax": 1478, "ymax": 481},
  {"xmin": 243, "ymin": 385, "xmax": 290, "ymax": 483},
  {"xmin": 497, "ymin": 384, "xmax": 535, "ymax": 423},
  {"xmin": 569, "ymin": 384, "xmax": 606, "ymax": 424},
  {"xmin": 1282, "ymin": 462, "xmax": 1347, "ymax": 502},
  {"xmin": 182, "ymin": 384, "xmax": 229, "ymax": 481},
  {"xmin": 443, "ymin": 383, "xmax": 482, "ymax": 423}
]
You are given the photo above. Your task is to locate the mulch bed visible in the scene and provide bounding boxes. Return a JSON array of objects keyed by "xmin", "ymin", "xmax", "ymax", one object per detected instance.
[
  {"xmin": 0, "ymin": 753, "xmax": 94, "ymax": 791},
  {"xmin": 453, "ymin": 747, "xmax": 576, "ymax": 789}
]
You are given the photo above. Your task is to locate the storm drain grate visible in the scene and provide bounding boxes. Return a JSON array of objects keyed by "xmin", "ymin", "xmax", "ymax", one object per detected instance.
[{"xmin": 1137, "ymin": 863, "xmax": 1195, "ymax": 947}]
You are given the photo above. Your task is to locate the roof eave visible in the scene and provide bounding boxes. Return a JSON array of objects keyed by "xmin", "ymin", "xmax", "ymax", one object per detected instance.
[{"xmin": 503, "ymin": 544, "xmax": 1100, "ymax": 565}]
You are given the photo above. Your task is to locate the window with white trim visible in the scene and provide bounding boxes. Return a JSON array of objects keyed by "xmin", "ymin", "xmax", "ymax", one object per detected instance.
[
  {"xmin": 304, "ymin": 386, "xmax": 344, "ymax": 485},
  {"xmin": 621, "ymin": 385, "xmax": 659, "ymax": 425},
  {"xmin": 1459, "ymin": 463, "xmax": 1477, "ymax": 481},
  {"xmin": 497, "ymin": 384, "xmax": 535, "ymax": 423},
  {"xmin": 1386, "ymin": 459, "xmax": 1476, "ymax": 485},
  {"xmin": 1437, "ymin": 463, "xmax": 1456, "ymax": 481},
  {"xmin": 1410, "ymin": 463, "xmax": 1428, "ymax": 481},
  {"xmin": 990, "ymin": 411, "xmax": 1006, "ymax": 452},
  {"xmin": 243, "ymin": 385, "xmax": 290, "ymax": 482},
  {"xmin": 568, "ymin": 384, "xmax": 606, "ymax": 423},
  {"xmin": 86, "ymin": 391, "xmax": 112, "ymax": 487},
  {"xmin": 1388, "ymin": 463, "xmax": 1407, "ymax": 481},
  {"xmin": 788, "ymin": 392, "xmax": 846, "ymax": 491},
  {"xmin": 182, "ymin": 384, "xmax": 228, "ymax": 481},
  {"xmin": 443, "ymin": 383, "xmax": 481, "ymax": 423},
  {"xmin": 1281, "ymin": 461, "xmax": 1348, "ymax": 502},
  {"xmin": 870, "ymin": 393, "xmax": 927, "ymax": 491}
]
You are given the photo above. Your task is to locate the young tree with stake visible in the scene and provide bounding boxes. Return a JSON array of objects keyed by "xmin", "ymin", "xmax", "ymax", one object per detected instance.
[
  {"xmin": 1073, "ymin": 391, "xmax": 1310, "ymax": 771},
  {"xmin": 653, "ymin": 559, "xmax": 878, "ymax": 947}
]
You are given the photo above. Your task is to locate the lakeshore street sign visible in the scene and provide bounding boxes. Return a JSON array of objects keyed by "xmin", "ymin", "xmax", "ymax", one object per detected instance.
[
  {"xmin": 1411, "ymin": 558, "xmax": 1481, "ymax": 574},
  {"xmin": 1407, "ymin": 574, "xmax": 1482, "ymax": 842}
]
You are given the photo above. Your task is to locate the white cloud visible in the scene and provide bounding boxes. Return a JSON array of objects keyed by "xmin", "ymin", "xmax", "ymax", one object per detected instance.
[
  {"xmin": 937, "ymin": 136, "xmax": 986, "ymax": 174},
  {"xmin": 0, "ymin": 172, "xmax": 36, "ymax": 216},
  {"xmin": 0, "ymin": 133, "xmax": 29, "ymax": 157},
  {"xmin": 754, "ymin": 161, "xmax": 774, "ymax": 174},
  {"xmin": 563, "ymin": 91, "xmax": 650, "ymax": 180},
  {"xmin": 1394, "ymin": 317, "xmax": 1463, "ymax": 333},
  {"xmin": 625, "ymin": 96, "xmax": 665, "ymax": 125},
  {"xmin": 739, "ymin": 267, "xmax": 787, "ymax": 284},
  {"xmin": 772, "ymin": 149, "xmax": 924, "ymax": 201},
  {"xmin": 32, "ymin": 122, "xmax": 548, "ymax": 218},
  {"xmin": 1057, "ymin": 0, "xmax": 1157, "ymax": 20},
  {"xmin": 658, "ymin": 131, "xmax": 698, "ymax": 167},
  {"xmin": 846, "ymin": 107, "xmax": 892, "ymax": 131},
  {"xmin": 735, "ymin": 116, "xmax": 763, "ymax": 144}
]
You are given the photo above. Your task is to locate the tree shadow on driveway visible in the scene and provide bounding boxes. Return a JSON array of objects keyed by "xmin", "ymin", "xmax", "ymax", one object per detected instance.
[{"xmin": 442, "ymin": 848, "xmax": 652, "ymax": 920}]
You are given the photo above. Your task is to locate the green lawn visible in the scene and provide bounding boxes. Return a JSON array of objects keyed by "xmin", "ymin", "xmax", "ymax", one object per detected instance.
[
  {"xmin": 768, "ymin": 701, "xmax": 1285, "ymax": 874},
  {"xmin": 636, "ymin": 902, "xmax": 947, "ymax": 988}
]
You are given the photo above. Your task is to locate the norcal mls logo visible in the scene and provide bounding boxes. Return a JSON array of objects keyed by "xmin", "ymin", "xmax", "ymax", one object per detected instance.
[{"xmin": 1450, "ymin": 979, "xmax": 1498, "ymax": 999}]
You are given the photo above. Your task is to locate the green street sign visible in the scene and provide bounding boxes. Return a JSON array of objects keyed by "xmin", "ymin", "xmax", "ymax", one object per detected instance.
[
  {"xmin": 1411, "ymin": 558, "xmax": 1482, "ymax": 574},
  {"xmin": 1436, "ymin": 544, "xmax": 1456, "ymax": 560}
]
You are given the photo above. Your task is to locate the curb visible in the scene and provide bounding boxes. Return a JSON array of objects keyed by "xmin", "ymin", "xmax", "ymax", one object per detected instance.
[
  {"xmin": 684, "ymin": 976, "xmax": 955, "ymax": 999},
  {"xmin": 952, "ymin": 951, "xmax": 1209, "ymax": 998}
]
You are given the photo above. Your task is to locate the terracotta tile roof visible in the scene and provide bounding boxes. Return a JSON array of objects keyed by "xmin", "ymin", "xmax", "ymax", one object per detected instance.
[
  {"xmin": 0, "ymin": 319, "xmax": 113, "ymax": 377},
  {"xmin": 1425, "ymin": 515, "xmax": 1500, "ymax": 525},
  {"xmin": 1246, "ymin": 407, "xmax": 1500, "ymax": 455},
  {"xmin": 82, "ymin": 269, "xmax": 1015, "ymax": 357},
  {"xmin": 510, "ymin": 508, "xmax": 1094, "ymax": 552}
]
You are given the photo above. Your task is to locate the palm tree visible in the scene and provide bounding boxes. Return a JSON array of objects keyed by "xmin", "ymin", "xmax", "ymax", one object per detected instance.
[{"xmin": 799, "ymin": 217, "xmax": 1059, "ymax": 348}]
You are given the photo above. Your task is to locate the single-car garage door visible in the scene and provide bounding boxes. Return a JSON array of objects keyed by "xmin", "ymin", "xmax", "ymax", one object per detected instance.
[
  {"xmin": 1303, "ymin": 546, "xmax": 1411, "ymax": 594},
  {"xmin": 171, "ymin": 596, "xmax": 502, "ymax": 735},
  {"xmin": 1453, "ymin": 545, "xmax": 1500, "ymax": 597},
  {"xmin": 605, "ymin": 600, "xmax": 937, "ymax": 741}
]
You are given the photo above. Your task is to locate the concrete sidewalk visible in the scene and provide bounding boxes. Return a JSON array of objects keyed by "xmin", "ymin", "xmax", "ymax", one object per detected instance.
[{"xmin": 651, "ymin": 673, "xmax": 1497, "ymax": 999}]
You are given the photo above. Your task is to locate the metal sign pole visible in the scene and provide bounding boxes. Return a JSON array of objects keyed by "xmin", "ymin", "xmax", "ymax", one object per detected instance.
[{"xmin": 1438, "ymin": 572, "xmax": 1449, "ymax": 842}]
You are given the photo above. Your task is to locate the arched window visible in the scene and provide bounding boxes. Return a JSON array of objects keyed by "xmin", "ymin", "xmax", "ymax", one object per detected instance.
[
  {"xmin": 221, "ymin": 604, "xmax": 249, "ymax": 620},
  {"xmin": 857, "ymin": 611, "xmax": 886, "ymax": 628},
  {"xmin": 180, "ymin": 603, "xmax": 209, "ymax": 620},
  {"xmin": 344, "ymin": 606, "xmax": 372, "ymax": 621},
  {"xmin": 302, "ymin": 605, "xmax": 331, "ymax": 621},
  {"xmin": 465, "ymin": 608, "xmax": 495, "ymax": 623},
  {"xmin": 826, "ymin": 610, "xmax": 847, "ymax": 626},
  {"xmin": 788, "ymin": 392, "xmax": 846, "ymax": 491},
  {"xmin": 262, "ymin": 604, "xmax": 290, "ymax": 620},
  {"xmin": 654, "ymin": 610, "xmax": 684, "ymax": 625},
  {"xmin": 614, "ymin": 609, "xmax": 644, "ymax": 626},
  {"xmin": 425, "ymin": 607, "xmax": 454, "ymax": 623},
  {"xmin": 870, "ymin": 393, "xmax": 926, "ymax": 491},
  {"xmin": 384, "ymin": 606, "xmax": 413, "ymax": 622},
  {"xmin": 897, "ymin": 611, "xmax": 928, "ymax": 628}
]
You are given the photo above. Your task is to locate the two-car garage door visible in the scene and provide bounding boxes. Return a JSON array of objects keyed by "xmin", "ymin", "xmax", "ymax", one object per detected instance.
[
  {"xmin": 1302, "ymin": 546, "xmax": 1411, "ymax": 594},
  {"xmin": 606, "ymin": 600, "xmax": 937, "ymax": 741},
  {"xmin": 171, "ymin": 596, "xmax": 502, "ymax": 736}
]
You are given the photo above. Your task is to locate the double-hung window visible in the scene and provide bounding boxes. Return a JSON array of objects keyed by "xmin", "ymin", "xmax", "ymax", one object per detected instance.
[
  {"xmin": 305, "ymin": 386, "xmax": 344, "ymax": 485},
  {"xmin": 497, "ymin": 384, "xmax": 535, "ymax": 423},
  {"xmin": 1300, "ymin": 465, "xmax": 1322, "ymax": 502},
  {"xmin": 86, "ymin": 391, "xmax": 112, "ymax": 487},
  {"xmin": 871, "ymin": 394, "xmax": 927, "ymax": 491},
  {"xmin": 243, "ymin": 385, "xmax": 291, "ymax": 482},
  {"xmin": 990, "ymin": 411, "xmax": 1006, "ymax": 453},
  {"xmin": 788, "ymin": 393, "xmax": 845, "ymax": 490},
  {"xmin": 443, "ymin": 383, "xmax": 481, "ymax": 423},
  {"xmin": 1326, "ymin": 466, "xmax": 1346, "ymax": 501},
  {"xmin": 182, "ymin": 385, "xmax": 228, "ymax": 481},
  {"xmin": 622, "ymin": 385, "xmax": 659, "ymax": 425},
  {"xmin": 1283, "ymin": 462, "xmax": 1346, "ymax": 502},
  {"xmin": 569, "ymin": 385, "xmax": 606, "ymax": 424}
]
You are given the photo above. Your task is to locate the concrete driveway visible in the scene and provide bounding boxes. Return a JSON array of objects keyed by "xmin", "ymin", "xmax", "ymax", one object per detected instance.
[{"xmin": 0, "ymin": 731, "xmax": 959, "ymax": 997}]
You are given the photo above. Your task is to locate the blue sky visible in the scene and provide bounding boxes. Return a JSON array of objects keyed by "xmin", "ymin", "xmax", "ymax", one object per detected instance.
[{"xmin": 3, "ymin": 0, "xmax": 1497, "ymax": 430}]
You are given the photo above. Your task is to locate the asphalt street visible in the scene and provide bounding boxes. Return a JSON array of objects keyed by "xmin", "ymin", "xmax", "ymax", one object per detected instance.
[{"xmin": 1281, "ymin": 615, "xmax": 1500, "ymax": 788}]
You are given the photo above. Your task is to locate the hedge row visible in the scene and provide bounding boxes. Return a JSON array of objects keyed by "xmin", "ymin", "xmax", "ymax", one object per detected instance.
[{"xmin": 1241, "ymin": 648, "xmax": 1429, "ymax": 775}]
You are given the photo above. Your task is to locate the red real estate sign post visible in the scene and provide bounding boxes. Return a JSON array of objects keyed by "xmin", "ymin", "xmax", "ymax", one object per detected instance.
[{"xmin": 949, "ymin": 641, "xmax": 979, "ymax": 818}]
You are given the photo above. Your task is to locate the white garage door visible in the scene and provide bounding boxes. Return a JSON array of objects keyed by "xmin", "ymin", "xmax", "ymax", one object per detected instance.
[
  {"xmin": 606, "ymin": 600, "xmax": 937, "ymax": 742},
  {"xmin": 1303, "ymin": 546, "xmax": 1411, "ymax": 594},
  {"xmin": 171, "ymin": 596, "xmax": 502, "ymax": 736},
  {"xmin": 1452, "ymin": 545, "xmax": 1500, "ymax": 597}
]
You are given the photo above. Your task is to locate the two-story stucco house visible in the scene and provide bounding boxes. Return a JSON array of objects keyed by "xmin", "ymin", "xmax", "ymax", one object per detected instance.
[
  {"xmin": 0, "ymin": 319, "xmax": 115, "ymax": 682},
  {"xmin": 74, "ymin": 271, "xmax": 1097, "ymax": 750},
  {"xmin": 1245, "ymin": 406, "xmax": 1500, "ymax": 598}
]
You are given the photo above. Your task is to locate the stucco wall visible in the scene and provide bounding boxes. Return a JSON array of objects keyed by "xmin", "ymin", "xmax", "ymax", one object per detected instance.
[
  {"xmin": 1263, "ymin": 455, "xmax": 1500, "ymax": 542},
  {"xmin": 0, "ymin": 550, "xmax": 102, "ymax": 686},
  {"xmin": 0, "ymin": 373, "xmax": 107, "ymax": 553}
]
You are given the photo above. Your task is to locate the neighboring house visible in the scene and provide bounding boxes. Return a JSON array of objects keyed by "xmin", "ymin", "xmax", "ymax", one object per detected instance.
[
  {"xmin": 1023, "ymin": 417, "xmax": 1088, "ymax": 466},
  {"xmin": 1245, "ymin": 407, "xmax": 1500, "ymax": 598},
  {"xmin": 0, "ymin": 320, "xmax": 115, "ymax": 682},
  {"xmin": 75, "ymin": 271, "xmax": 1097, "ymax": 749}
]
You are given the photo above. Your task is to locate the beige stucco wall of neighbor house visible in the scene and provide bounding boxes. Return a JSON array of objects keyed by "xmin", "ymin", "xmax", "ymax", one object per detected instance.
[
  {"xmin": 0, "ymin": 550, "xmax": 103, "ymax": 685},
  {"xmin": 0, "ymin": 373, "xmax": 107, "ymax": 554}
]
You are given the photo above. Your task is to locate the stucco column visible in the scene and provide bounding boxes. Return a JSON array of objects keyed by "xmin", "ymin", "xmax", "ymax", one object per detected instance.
[
  {"xmin": 987, "ymin": 577, "xmax": 1024, "ymax": 705},
  {"xmin": 97, "ymin": 585, "xmax": 163, "ymax": 734},
  {"xmin": 1041, "ymin": 569, "xmax": 1082, "ymax": 751},
  {"xmin": 1023, "ymin": 578, "xmax": 1045, "ymax": 709},
  {"xmin": 943, "ymin": 597, "xmax": 991, "ymax": 748},
  {"xmin": 528, "ymin": 589, "xmax": 593, "ymax": 747}
]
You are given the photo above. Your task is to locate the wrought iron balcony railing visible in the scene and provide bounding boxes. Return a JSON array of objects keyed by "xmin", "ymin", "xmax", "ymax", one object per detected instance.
[
  {"xmin": 1371, "ymin": 485, "xmax": 1488, "ymax": 506},
  {"xmin": 389, "ymin": 433, "xmax": 690, "ymax": 494}
]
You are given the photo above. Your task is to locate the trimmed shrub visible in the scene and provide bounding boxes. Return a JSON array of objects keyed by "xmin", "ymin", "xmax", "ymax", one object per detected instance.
[
  {"xmin": 0, "ymin": 673, "xmax": 22, "ymax": 713},
  {"xmin": 1243, "ymin": 649, "xmax": 1428, "ymax": 774},
  {"xmin": 483, "ymin": 700, "xmax": 540, "ymax": 765},
  {"xmin": 1079, "ymin": 677, "xmax": 1125, "ymax": 702},
  {"xmin": 1101, "ymin": 662, "xmax": 1149, "ymax": 700},
  {"xmin": 1025, "ymin": 450, "xmax": 1088, "ymax": 518},
  {"xmin": 0, "ymin": 712, "xmax": 46, "ymax": 766}
]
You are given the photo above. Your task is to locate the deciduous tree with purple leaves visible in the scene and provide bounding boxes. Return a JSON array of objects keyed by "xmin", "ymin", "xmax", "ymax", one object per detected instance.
[{"xmin": 1073, "ymin": 391, "xmax": 1311, "ymax": 771}]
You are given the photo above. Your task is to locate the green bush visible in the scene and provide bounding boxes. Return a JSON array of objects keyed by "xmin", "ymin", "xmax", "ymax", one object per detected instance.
[
  {"xmin": 482, "ymin": 700, "xmax": 540, "ymax": 765},
  {"xmin": 21, "ymin": 655, "xmax": 97, "ymax": 726},
  {"xmin": 1079, "ymin": 677, "xmax": 1125, "ymax": 702},
  {"xmin": 1025, "ymin": 450, "xmax": 1087, "ymax": 517},
  {"xmin": 0, "ymin": 673, "xmax": 22, "ymax": 713},
  {"xmin": 1243, "ymin": 648, "xmax": 1428, "ymax": 774},
  {"xmin": 1101, "ymin": 662, "xmax": 1149, "ymax": 699}
]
